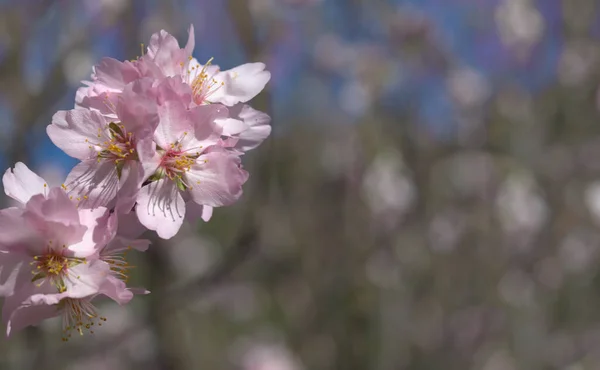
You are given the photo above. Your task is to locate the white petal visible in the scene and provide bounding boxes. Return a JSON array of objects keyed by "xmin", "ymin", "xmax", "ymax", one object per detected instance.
[
  {"xmin": 209, "ymin": 63, "xmax": 271, "ymax": 106},
  {"xmin": 136, "ymin": 179, "xmax": 185, "ymax": 239},
  {"xmin": 214, "ymin": 117, "xmax": 249, "ymax": 136},
  {"xmin": 228, "ymin": 104, "xmax": 272, "ymax": 151},
  {"xmin": 63, "ymin": 261, "xmax": 111, "ymax": 298},
  {"xmin": 64, "ymin": 160, "xmax": 120, "ymax": 209},
  {"xmin": 184, "ymin": 24, "xmax": 195, "ymax": 57},
  {"xmin": 47, "ymin": 110, "xmax": 108, "ymax": 160},
  {"xmin": 69, "ymin": 207, "xmax": 113, "ymax": 258},
  {"xmin": 2, "ymin": 162, "xmax": 48, "ymax": 205}
]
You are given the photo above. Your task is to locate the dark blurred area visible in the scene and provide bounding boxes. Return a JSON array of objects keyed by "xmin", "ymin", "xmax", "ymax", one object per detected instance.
[{"xmin": 2, "ymin": 0, "xmax": 600, "ymax": 369}]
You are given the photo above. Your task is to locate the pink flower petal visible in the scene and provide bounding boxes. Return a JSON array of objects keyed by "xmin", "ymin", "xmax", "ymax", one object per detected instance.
[
  {"xmin": 64, "ymin": 261, "xmax": 111, "ymax": 298},
  {"xmin": 154, "ymin": 93, "xmax": 192, "ymax": 149},
  {"xmin": 137, "ymin": 137, "xmax": 161, "ymax": 181},
  {"xmin": 24, "ymin": 189, "xmax": 87, "ymax": 246},
  {"xmin": 0, "ymin": 251, "xmax": 28, "ymax": 297},
  {"xmin": 186, "ymin": 151, "xmax": 248, "ymax": 207},
  {"xmin": 115, "ymin": 161, "xmax": 145, "ymax": 214},
  {"xmin": 156, "ymin": 76, "xmax": 193, "ymax": 105},
  {"xmin": 0, "ymin": 207, "xmax": 43, "ymax": 252},
  {"xmin": 210, "ymin": 63, "xmax": 271, "ymax": 106},
  {"xmin": 184, "ymin": 24, "xmax": 195, "ymax": 58},
  {"xmin": 69, "ymin": 207, "xmax": 114, "ymax": 258},
  {"xmin": 63, "ymin": 159, "xmax": 120, "ymax": 209},
  {"xmin": 190, "ymin": 104, "xmax": 228, "ymax": 143},
  {"xmin": 92, "ymin": 57, "xmax": 142, "ymax": 91},
  {"xmin": 4, "ymin": 302, "xmax": 58, "ymax": 337},
  {"xmin": 98, "ymin": 275, "xmax": 133, "ymax": 305},
  {"xmin": 136, "ymin": 179, "xmax": 185, "ymax": 239},
  {"xmin": 116, "ymin": 77, "xmax": 159, "ymax": 137},
  {"xmin": 47, "ymin": 109, "xmax": 108, "ymax": 160},
  {"xmin": 2, "ymin": 162, "xmax": 48, "ymax": 205},
  {"xmin": 228, "ymin": 104, "xmax": 272, "ymax": 151},
  {"xmin": 2, "ymin": 283, "xmax": 60, "ymax": 336},
  {"xmin": 146, "ymin": 29, "xmax": 186, "ymax": 77}
]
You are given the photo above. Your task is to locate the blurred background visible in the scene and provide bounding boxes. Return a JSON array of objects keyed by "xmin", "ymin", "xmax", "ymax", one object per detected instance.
[{"xmin": 1, "ymin": 0, "xmax": 600, "ymax": 369}]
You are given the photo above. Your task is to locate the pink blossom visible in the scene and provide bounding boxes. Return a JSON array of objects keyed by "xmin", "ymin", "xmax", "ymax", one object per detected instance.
[
  {"xmin": 134, "ymin": 78, "xmax": 248, "ymax": 238},
  {"xmin": 2, "ymin": 260, "xmax": 116, "ymax": 339},
  {"xmin": 48, "ymin": 24, "xmax": 268, "ymax": 243},
  {"xmin": 0, "ymin": 167, "xmax": 147, "ymax": 338},
  {"xmin": 0, "ymin": 187, "xmax": 113, "ymax": 334},
  {"xmin": 137, "ymin": 25, "xmax": 271, "ymax": 107},
  {"xmin": 48, "ymin": 79, "xmax": 159, "ymax": 210}
]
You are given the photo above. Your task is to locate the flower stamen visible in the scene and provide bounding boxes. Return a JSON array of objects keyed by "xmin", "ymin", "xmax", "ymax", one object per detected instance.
[
  {"xmin": 188, "ymin": 57, "xmax": 224, "ymax": 105},
  {"xmin": 60, "ymin": 298, "xmax": 107, "ymax": 341},
  {"xmin": 102, "ymin": 247, "xmax": 133, "ymax": 283},
  {"xmin": 30, "ymin": 242, "xmax": 86, "ymax": 292}
]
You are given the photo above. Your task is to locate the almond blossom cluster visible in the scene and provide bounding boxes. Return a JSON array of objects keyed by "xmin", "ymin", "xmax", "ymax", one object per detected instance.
[{"xmin": 0, "ymin": 25, "xmax": 271, "ymax": 340}]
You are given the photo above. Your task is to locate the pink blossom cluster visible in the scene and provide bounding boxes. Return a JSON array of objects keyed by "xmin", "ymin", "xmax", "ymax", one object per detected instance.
[{"xmin": 0, "ymin": 25, "xmax": 271, "ymax": 340}]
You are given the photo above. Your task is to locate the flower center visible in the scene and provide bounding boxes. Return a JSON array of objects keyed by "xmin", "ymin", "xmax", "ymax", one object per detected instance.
[
  {"xmin": 157, "ymin": 149, "xmax": 197, "ymax": 191},
  {"xmin": 30, "ymin": 242, "xmax": 86, "ymax": 293},
  {"xmin": 87, "ymin": 123, "xmax": 137, "ymax": 167},
  {"xmin": 35, "ymin": 254, "xmax": 66, "ymax": 275},
  {"xmin": 187, "ymin": 57, "xmax": 224, "ymax": 105},
  {"xmin": 152, "ymin": 133, "xmax": 204, "ymax": 189},
  {"xmin": 60, "ymin": 297, "xmax": 107, "ymax": 341},
  {"xmin": 146, "ymin": 132, "xmax": 207, "ymax": 191},
  {"xmin": 161, "ymin": 150, "xmax": 196, "ymax": 178}
]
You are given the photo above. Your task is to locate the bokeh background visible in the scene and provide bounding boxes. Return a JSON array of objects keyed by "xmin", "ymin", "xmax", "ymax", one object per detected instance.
[{"xmin": 1, "ymin": 0, "xmax": 600, "ymax": 369}]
